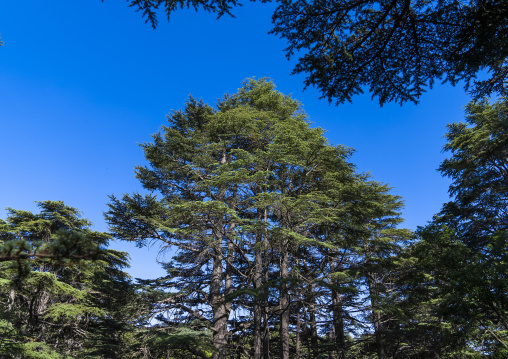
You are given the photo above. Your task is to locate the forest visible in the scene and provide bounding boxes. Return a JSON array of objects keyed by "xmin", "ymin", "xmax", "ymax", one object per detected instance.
[
  {"xmin": 1, "ymin": 78, "xmax": 507, "ymax": 358},
  {"xmin": 1, "ymin": 0, "xmax": 508, "ymax": 358}
]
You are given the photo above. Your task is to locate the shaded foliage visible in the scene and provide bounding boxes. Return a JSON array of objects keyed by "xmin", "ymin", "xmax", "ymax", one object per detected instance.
[
  {"xmin": 117, "ymin": 0, "xmax": 508, "ymax": 105},
  {"xmin": 410, "ymin": 97, "xmax": 508, "ymax": 357},
  {"xmin": 0, "ymin": 201, "xmax": 142, "ymax": 359}
]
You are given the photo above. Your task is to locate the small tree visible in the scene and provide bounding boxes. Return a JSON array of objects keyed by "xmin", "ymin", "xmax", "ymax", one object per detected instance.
[{"xmin": 0, "ymin": 201, "xmax": 135, "ymax": 359}]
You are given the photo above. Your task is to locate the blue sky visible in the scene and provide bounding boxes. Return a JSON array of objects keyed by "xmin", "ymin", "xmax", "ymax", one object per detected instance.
[{"xmin": 1, "ymin": 1, "xmax": 472, "ymax": 279}]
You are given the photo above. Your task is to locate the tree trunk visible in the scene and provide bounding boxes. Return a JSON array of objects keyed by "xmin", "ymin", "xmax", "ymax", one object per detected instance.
[
  {"xmin": 263, "ymin": 208, "xmax": 271, "ymax": 359},
  {"xmin": 253, "ymin": 227, "xmax": 263, "ymax": 359},
  {"xmin": 211, "ymin": 247, "xmax": 228, "ymax": 359},
  {"xmin": 367, "ymin": 273, "xmax": 386, "ymax": 359},
  {"xmin": 295, "ymin": 308, "xmax": 301, "ymax": 359},
  {"xmin": 363, "ymin": 237, "xmax": 386, "ymax": 359},
  {"xmin": 279, "ymin": 240, "xmax": 290, "ymax": 359},
  {"xmin": 263, "ymin": 310, "xmax": 271, "ymax": 359},
  {"xmin": 211, "ymin": 151, "xmax": 233, "ymax": 359},
  {"xmin": 310, "ymin": 297, "xmax": 319, "ymax": 359},
  {"xmin": 253, "ymin": 287, "xmax": 263, "ymax": 359},
  {"xmin": 332, "ymin": 291, "xmax": 346, "ymax": 359}
]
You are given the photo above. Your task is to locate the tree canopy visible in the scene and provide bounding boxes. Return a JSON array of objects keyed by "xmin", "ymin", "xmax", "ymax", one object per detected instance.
[
  {"xmin": 106, "ymin": 78, "xmax": 411, "ymax": 358},
  {"xmin": 119, "ymin": 0, "xmax": 508, "ymax": 105},
  {"xmin": 0, "ymin": 201, "xmax": 103, "ymax": 267},
  {"xmin": 3, "ymin": 84, "xmax": 508, "ymax": 358},
  {"xmin": 411, "ymin": 96, "xmax": 508, "ymax": 355},
  {"xmin": 0, "ymin": 201, "xmax": 144, "ymax": 359}
]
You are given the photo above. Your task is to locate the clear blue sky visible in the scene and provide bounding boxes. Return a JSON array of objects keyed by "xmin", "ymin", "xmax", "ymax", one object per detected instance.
[{"xmin": 0, "ymin": 1, "xmax": 472, "ymax": 279}]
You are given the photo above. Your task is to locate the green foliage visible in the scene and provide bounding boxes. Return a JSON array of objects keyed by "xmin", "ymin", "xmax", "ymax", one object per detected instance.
[
  {"xmin": 409, "ymin": 97, "xmax": 508, "ymax": 357},
  {"xmin": 116, "ymin": 0, "xmax": 248, "ymax": 28},
  {"xmin": 0, "ymin": 318, "xmax": 23, "ymax": 358},
  {"xmin": 119, "ymin": 0, "xmax": 507, "ymax": 105},
  {"xmin": 272, "ymin": 0, "xmax": 508, "ymax": 105},
  {"xmin": 106, "ymin": 78, "xmax": 410, "ymax": 359},
  {"xmin": 11, "ymin": 84, "xmax": 508, "ymax": 359},
  {"xmin": 0, "ymin": 201, "xmax": 139, "ymax": 359},
  {"xmin": 19, "ymin": 342, "xmax": 72, "ymax": 359},
  {"xmin": 439, "ymin": 97, "xmax": 508, "ymax": 249},
  {"xmin": 139, "ymin": 326, "xmax": 214, "ymax": 358},
  {"xmin": 0, "ymin": 201, "xmax": 103, "ymax": 268},
  {"xmin": 7, "ymin": 84, "xmax": 507, "ymax": 359}
]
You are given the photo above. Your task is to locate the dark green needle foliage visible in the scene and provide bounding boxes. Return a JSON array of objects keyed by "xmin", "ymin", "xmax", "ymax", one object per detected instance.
[
  {"xmin": 116, "ymin": 0, "xmax": 507, "ymax": 105},
  {"xmin": 108, "ymin": 0, "xmax": 267, "ymax": 29},
  {"xmin": 0, "ymin": 201, "xmax": 103, "ymax": 269},
  {"xmin": 410, "ymin": 97, "xmax": 508, "ymax": 357},
  {"xmin": 272, "ymin": 0, "xmax": 508, "ymax": 105},
  {"xmin": 0, "ymin": 201, "xmax": 140, "ymax": 359},
  {"xmin": 439, "ymin": 97, "xmax": 508, "ymax": 249}
]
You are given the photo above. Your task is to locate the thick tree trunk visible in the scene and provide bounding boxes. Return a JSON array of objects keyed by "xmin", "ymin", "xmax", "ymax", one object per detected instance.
[
  {"xmin": 263, "ymin": 311, "xmax": 270, "ymax": 359},
  {"xmin": 328, "ymin": 252, "xmax": 347, "ymax": 359},
  {"xmin": 332, "ymin": 291, "xmax": 346, "ymax": 359},
  {"xmin": 262, "ymin": 208, "xmax": 271, "ymax": 359},
  {"xmin": 366, "ymin": 273, "xmax": 386, "ymax": 359},
  {"xmin": 373, "ymin": 311, "xmax": 386, "ymax": 359},
  {"xmin": 254, "ymin": 293, "xmax": 263, "ymax": 359},
  {"xmin": 362, "ymin": 238, "xmax": 386, "ymax": 359},
  {"xmin": 210, "ymin": 151, "xmax": 233, "ymax": 359},
  {"xmin": 310, "ymin": 297, "xmax": 319, "ymax": 359},
  {"xmin": 253, "ymin": 231, "xmax": 263, "ymax": 359},
  {"xmin": 211, "ymin": 248, "xmax": 228, "ymax": 359},
  {"xmin": 279, "ymin": 241, "xmax": 290, "ymax": 359},
  {"xmin": 327, "ymin": 331, "xmax": 334, "ymax": 359}
]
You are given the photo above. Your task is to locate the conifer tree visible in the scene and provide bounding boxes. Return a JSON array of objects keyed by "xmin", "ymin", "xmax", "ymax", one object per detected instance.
[
  {"xmin": 107, "ymin": 78, "xmax": 409, "ymax": 359},
  {"xmin": 410, "ymin": 97, "xmax": 508, "ymax": 357},
  {"xmin": 0, "ymin": 201, "xmax": 136, "ymax": 359}
]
